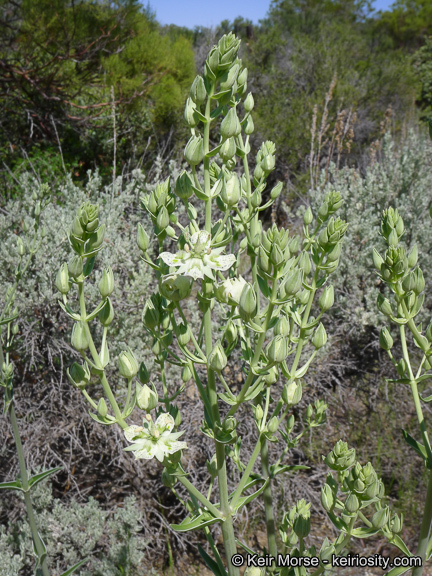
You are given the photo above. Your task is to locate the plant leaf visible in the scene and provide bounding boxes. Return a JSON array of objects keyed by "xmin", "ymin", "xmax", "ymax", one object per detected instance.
[
  {"xmin": 0, "ymin": 479, "xmax": 24, "ymax": 492},
  {"xmin": 198, "ymin": 544, "xmax": 226, "ymax": 576},
  {"xmin": 59, "ymin": 558, "xmax": 89, "ymax": 576},
  {"xmin": 28, "ymin": 467, "xmax": 62, "ymax": 490},
  {"xmin": 401, "ymin": 429, "xmax": 429, "ymax": 465},
  {"xmin": 171, "ymin": 510, "xmax": 220, "ymax": 532}
]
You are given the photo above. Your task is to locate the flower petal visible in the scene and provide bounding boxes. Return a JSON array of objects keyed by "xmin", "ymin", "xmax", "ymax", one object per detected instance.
[
  {"xmin": 161, "ymin": 438, "xmax": 188, "ymax": 455},
  {"xmin": 133, "ymin": 440, "xmax": 157, "ymax": 460},
  {"xmin": 160, "ymin": 252, "xmax": 181, "ymax": 267},
  {"xmin": 124, "ymin": 425, "xmax": 145, "ymax": 443},
  {"xmin": 155, "ymin": 413, "xmax": 175, "ymax": 434}
]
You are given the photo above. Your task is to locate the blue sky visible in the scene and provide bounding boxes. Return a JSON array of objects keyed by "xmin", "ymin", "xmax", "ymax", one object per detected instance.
[{"xmin": 151, "ymin": 0, "xmax": 396, "ymax": 29}]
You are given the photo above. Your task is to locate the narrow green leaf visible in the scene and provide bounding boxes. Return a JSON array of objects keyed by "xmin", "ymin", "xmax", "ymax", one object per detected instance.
[
  {"xmin": 0, "ymin": 480, "xmax": 24, "ymax": 492},
  {"xmin": 401, "ymin": 429, "xmax": 429, "ymax": 464},
  {"xmin": 257, "ymin": 275, "xmax": 271, "ymax": 298},
  {"xmin": 83, "ymin": 256, "xmax": 95, "ymax": 277},
  {"xmin": 231, "ymin": 479, "xmax": 269, "ymax": 514},
  {"xmin": 0, "ymin": 312, "xmax": 19, "ymax": 326},
  {"xmin": 351, "ymin": 526, "xmax": 380, "ymax": 538},
  {"xmin": 28, "ymin": 467, "xmax": 62, "ymax": 490},
  {"xmin": 198, "ymin": 544, "xmax": 226, "ymax": 576},
  {"xmin": 58, "ymin": 558, "xmax": 88, "ymax": 576},
  {"xmin": 171, "ymin": 510, "xmax": 220, "ymax": 532},
  {"xmin": 390, "ymin": 535, "xmax": 412, "ymax": 558}
]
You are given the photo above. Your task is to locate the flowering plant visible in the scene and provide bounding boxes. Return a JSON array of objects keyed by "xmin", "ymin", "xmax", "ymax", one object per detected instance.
[{"xmin": 54, "ymin": 32, "xmax": 428, "ymax": 576}]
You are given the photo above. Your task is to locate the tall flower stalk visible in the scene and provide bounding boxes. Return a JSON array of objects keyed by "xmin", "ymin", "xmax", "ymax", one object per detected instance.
[{"xmin": 57, "ymin": 33, "xmax": 416, "ymax": 576}]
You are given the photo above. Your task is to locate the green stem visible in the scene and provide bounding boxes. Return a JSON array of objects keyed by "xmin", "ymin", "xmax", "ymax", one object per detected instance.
[
  {"xmin": 77, "ymin": 281, "xmax": 126, "ymax": 428},
  {"xmin": 413, "ymin": 468, "xmax": 432, "ymax": 576},
  {"xmin": 177, "ymin": 474, "xmax": 222, "ymax": 519},
  {"xmin": 9, "ymin": 404, "xmax": 50, "ymax": 576}
]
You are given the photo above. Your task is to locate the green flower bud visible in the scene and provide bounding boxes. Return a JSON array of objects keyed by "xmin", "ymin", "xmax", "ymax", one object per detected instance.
[
  {"xmin": 156, "ymin": 206, "xmax": 170, "ymax": 230},
  {"xmin": 253, "ymin": 164, "xmax": 264, "ymax": 184},
  {"xmin": 303, "ymin": 207, "xmax": 313, "ymax": 226},
  {"xmin": 97, "ymin": 397, "xmax": 108, "ymax": 418},
  {"xmin": 317, "ymin": 201, "xmax": 329, "ymax": 222},
  {"xmin": 68, "ymin": 255, "xmax": 83, "ymax": 279},
  {"xmin": 254, "ymin": 404, "xmax": 264, "ymax": 422},
  {"xmin": 67, "ymin": 362, "xmax": 91, "ymax": 389},
  {"xmin": 327, "ymin": 242, "xmax": 342, "ymax": 263},
  {"xmin": 221, "ymin": 174, "xmax": 241, "ymax": 206},
  {"xmin": 175, "ymin": 322, "xmax": 191, "ymax": 346},
  {"xmin": 159, "ymin": 274, "xmax": 192, "ymax": 302},
  {"xmin": 283, "ymin": 269, "xmax": 303, "ymax": 296},
  {"xmin": 377, "ymin": 294, "xmax": 393, "ymax": 317},
  {"xmin": 56, "ymin": 263, "xmax": 70, "ymax": 294},
  {"xmin": 321, "ymin": 484, "xmax": 335, "ymax": 513},
  {"xmin": 136, "ymin": 383, "xmax": 158, "ymax": 411},
  {"xmin": 388, "ymin": 228, "xmax": 399, "ymax": 248},
  {"xmin": 137, "ymin": 361, "xmax": 150, "ymax": 385},
  {"xmin": 345, "ymin": 493, "xmax": 360, "ymax": 514},
  {"xmin": 175, "ymin": 170, "xmax": 194, "ymax": 200},
  {"xmin": 379, "ymin": 327, "xmax": 393, "ymax": 350},
  {"xmin": 262, "ymin": 154, "xmax": 275, "ymax": 172},
  {"xmin": 244, "ymin": 114, "xmax": 254, "ymax": 135},
  {"xmin": 407, "ymin": 244, "xmax": 418, "ymax": 268},
  {"xmin": 190, "ymin": 75, "xmax": 207, "ymax": 105},
  {"xmin": 413, "ymin": 267, "xmax": 425, "ymax": 294},
  {"xmin": 17, "ymin": 237, "xmax": 25, "ymax": 256},
  {"xmin": 391, "ymin": 513, "xmax": 403, "ymax": 534},
  {"xmin": 275, "ymin": 316, "xmax": 290, "ymax": 336},
  {"xmin": 264, "ymin": 365, "xmax": 279, "ymax": 385},
  {"xmin": 98, "ymin": 267, "xmax": 114, "ymax": 298},
  {"xmin": 245, "ymin": 568, "xmax": 263, "ymax": 576},
  {"xmin": 137, "ymin": 223, "xmax": 150, "ymax": 252},
  {"xmin": 372, "ymin": 249, "xmax": 384, "ymax": 272},
  {"xmin": 142, "ymin": 298, "xmax": 160, "ymax": 330},
  {"xmin": 267, "ymin": 335, "xmax": 289, "ymax": 363},
  {"xmin": 270, "ymin": 244, "xmax": 284, "ymax": 267},
  {"xmin": 118, "ymin": 348, "xmax": 139, "ymax": 379},
  {"xmin": 71, "ymin": 321, "xmax": 89, "ymax": 351},
  {"xmin": 185, "ymin": 135, "xmax": 204, "ymax": 166},
  {"xmin": 268, "ymin": 416, "xmax": 279, "ymax": 433},
  {"xmin": 270, "ymin": 181, "xmax": 283, "ymax": 200},
  {"xmin": 220, "ymin": 63, "xmax": 239, "ymax": 90},
  {"xmin": 258, "ymin": 246, "xmax": 270, "ymax": 273},
  {"xmin": 184, "ymin": 97, "xmax": 198, "ymax": 128},
  {"xmin": 239, "ymin": 283, "xmax": 257, "ymax": 322},
  {"xmin": 311, "ymin": 323, "xmax": 327, "ymax": 349},
  {"xmin": 220, "ymin": 108, "xmax": 241, "ymax": 139},
  {"xmin": 282, "ymin": 380, "xmax": 302, "ymax": 405},
  {"xmin": 85, "ymin": 224, "xmax": 105, "ymax": 254},
  {"xmin": 223, "ymin": 415, "xmax": 237, "ymax": 432},
  {"xmin": 237, "ymin": 66, "xmax": 248, "ymax": 87},
  {"xmin": 208, "ymin": 340, "xmax": 227, "ymax": 371},
  {"xmin": 372, "ymin": 507, "xmax": 389, "ymax": 529},
  {"xmin": 219, "ymin": 137, "xmax": 237, "ymax": 162},
  {"xmin": 225, "ymin": 320, "xmax": 238, "ymax": 345},
  {"xmin": 244, "ymin": 92, "xmax": 254, "ymax": 112},
  {"xmin": 98, "ymin": 297, "xmax": 115, "ymax": 326},
  {"xmin": 299, "ymin": 252, "xmax": 311, "ymax": 275},
  {"xmin": 182, "ymin": 365, "xmax": 193, "ymax": 382},
  {"xmin": 319, "ymin": 285, "xmax": 334, "ymax": 312}
]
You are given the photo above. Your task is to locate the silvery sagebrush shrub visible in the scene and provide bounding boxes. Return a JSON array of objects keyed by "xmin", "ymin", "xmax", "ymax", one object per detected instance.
[
  {"xmin": 0, "ymin": 184, "xmax": 86, "ymax": 576},
  {"xmin": 56, "ymin": 33, "xmax": 411, "ymax": 576},
  {"xmin": 372, "ymin": 201, "xmax": 432, "ymax": 576},
  {"xmin": 0, "ymin": 477, "xmax": 149, "ymax": 576},
  {"xmin": 0, "ymin": 169, "xmax": 176, "ymax": 576},
  {"xmin": 307, "ymin": 130, "xmax": 432, "ymax": 334}
]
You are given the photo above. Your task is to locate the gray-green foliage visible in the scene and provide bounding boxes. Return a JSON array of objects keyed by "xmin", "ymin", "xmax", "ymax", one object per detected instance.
[
  {"xmin": 307, "ymin": 130, "xmax": 432, "ymax": 333},
  {"xmin": 0, "ymin": 169, "xmax": 158, "ymax": 365},
  {"xmin": 0, "ymin": 477, "xmax": 148, "ymax": 576}
]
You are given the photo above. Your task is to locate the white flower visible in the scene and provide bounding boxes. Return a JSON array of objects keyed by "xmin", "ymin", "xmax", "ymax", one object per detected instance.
[
  {"xmin": 216, "ymin": 275, "xmax": 247, "ymax": 305},
  {"xmin": 123, "ymin": 413, "xmax": 187, "ymax": 462},
  {"xmin": 159, "ymin": 230, "xmax": 236, "ymax": 280}
]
